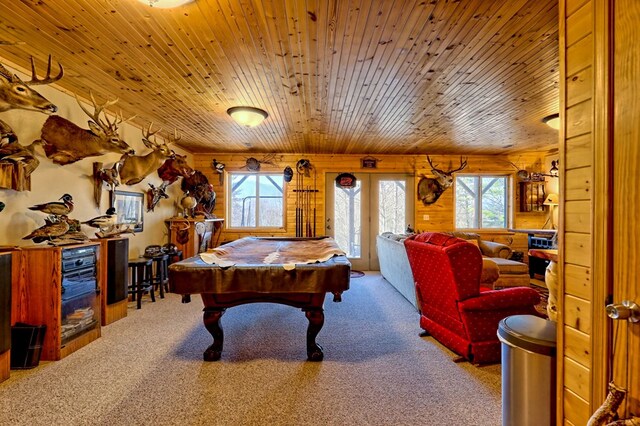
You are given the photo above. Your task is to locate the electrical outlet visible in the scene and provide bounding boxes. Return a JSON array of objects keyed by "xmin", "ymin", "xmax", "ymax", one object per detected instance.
[{"xmin": 423, "ymin": 214, "xmax": 430, "ymax": 221}]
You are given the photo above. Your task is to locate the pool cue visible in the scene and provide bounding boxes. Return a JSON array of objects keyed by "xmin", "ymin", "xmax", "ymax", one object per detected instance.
[
  {"xmin": 296, "ymin": 174, "xmax": 302, "ymax": 237},
  {"xmin": 296, "ymin": 174, "xmax": 301, "ymax": 237},
  {"xmin": 313, "ymin": 170, "xmax": 317, "ymax": 237},
  {"xmin": 307, "ymin": 185, "xmax": 312, "ymax": 237}
]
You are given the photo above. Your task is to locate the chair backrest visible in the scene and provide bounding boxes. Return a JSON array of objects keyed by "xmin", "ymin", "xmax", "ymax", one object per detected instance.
[{"xmin": 404, "ymin": 232, "xmax": 484, "ymax": 315}]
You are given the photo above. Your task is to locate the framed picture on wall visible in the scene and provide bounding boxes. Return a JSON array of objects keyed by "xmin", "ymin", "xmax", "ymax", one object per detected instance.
[{"xmin": 111, "ymin": 190, "xmax": 144, "ymax": 232}]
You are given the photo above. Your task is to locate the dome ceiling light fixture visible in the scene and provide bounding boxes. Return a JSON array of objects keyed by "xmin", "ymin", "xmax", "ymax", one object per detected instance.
[
  {"xmin": 542, "ymin": 113, "xmax": 560, "ymax": 130},
  {"xmin": 227, "ymin": 106, "xmax": 269, "ymax": 127},
  {"xmin": 137, "ymin": 0, "xmax": 195, "ymax": 8}
]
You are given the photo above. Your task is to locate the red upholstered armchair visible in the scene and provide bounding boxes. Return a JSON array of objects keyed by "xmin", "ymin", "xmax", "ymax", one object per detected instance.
[{"xmin": 404, "ymin": 232, "xmax": 541, "ymax": 364}]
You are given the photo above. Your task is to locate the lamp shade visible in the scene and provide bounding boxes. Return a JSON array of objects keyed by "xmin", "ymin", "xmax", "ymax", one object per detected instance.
[
  {"xmin": 542, "ymin": 113, "xmax": 560, "ymax": 130},
  {"xmin": 137, "ymin": 0, "xmax": 194, "ymax": 8},
  {"xmin": 227, "ymin": 106, "xmax": 268, "ymax": 127},
  {"xmin": 543, "ymin": 193, "xmax": 559, "ymax": 206}
]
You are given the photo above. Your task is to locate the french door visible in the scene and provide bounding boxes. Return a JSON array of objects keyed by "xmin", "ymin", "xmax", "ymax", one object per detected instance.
[{"xmin": 325, "ymin": 173, "xmax": 414, "ymax": 270}]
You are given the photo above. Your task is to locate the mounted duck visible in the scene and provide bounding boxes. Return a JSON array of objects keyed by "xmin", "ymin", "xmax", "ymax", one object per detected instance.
[
  {"xmin": 22, "ymin": 217, "xmax": 70, "ymax": 242},
  {"xmin": 28, "ymin": 193, "xmax": 74, "ymax": 216},
  {"xmin": 82, "ymin": 207, "xmax": 117, "ymax": 232}
]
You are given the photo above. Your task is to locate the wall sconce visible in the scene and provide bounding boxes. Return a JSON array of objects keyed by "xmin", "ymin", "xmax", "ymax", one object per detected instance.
[
  {"xmin": 538, "ymin": 160, "xmax": 559, "ymax": 178},
  {"xmin": 227, "ymin": 106, "xmax": 269, "ymax": 127},
  {"xmin": 137, "ymin": 0, "xmax": 194, "ymax": 7},
  {"xmin": 542, "ymin": 113, "xmax": 560, "ymax": 130}
]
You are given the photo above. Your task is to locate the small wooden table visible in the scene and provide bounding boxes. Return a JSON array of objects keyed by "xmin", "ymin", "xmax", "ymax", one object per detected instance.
[{"xmin": 166, "ymin": 218, "xmax": 224, "ymax": 259}]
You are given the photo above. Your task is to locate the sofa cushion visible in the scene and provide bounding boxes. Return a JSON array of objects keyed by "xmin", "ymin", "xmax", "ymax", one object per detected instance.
[
  {"xmin": 490, "ymin": 257, "xmax": 529, "ymax": 275},
  {"xmin": 481, "ymin": 258, "xmax": 500, "ymax": 283}
]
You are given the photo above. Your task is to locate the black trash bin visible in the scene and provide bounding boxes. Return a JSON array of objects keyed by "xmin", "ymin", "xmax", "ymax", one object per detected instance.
[
  {"xmin": 10, "ymin": 323, "xmax": 47, "ymax": 369},
  {"xmin": 498, "ymin": 315, "xmax": 557, "ymax": 426}
]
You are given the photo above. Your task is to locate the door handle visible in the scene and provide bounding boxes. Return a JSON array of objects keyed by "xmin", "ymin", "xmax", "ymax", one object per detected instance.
[{"xmin": 606, "ymin": 300, "xmax": 640, "ymax": 323}]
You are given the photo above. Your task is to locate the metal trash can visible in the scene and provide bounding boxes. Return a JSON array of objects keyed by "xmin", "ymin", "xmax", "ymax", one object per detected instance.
[
  {"xmin": 497, "ymin": 315, "xmax": 557, "ymax": 426},
  {"xmin": 10, "ymin": 323, "xmax": 47, "ymax": 369}
]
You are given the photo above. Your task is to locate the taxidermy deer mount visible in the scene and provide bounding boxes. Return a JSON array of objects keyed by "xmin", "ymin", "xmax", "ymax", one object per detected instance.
[
  {"xmin": 0, "ymin": 55, "xmax": 63, "ymax": 189},
  {"xmin": 417, "ymin": 156, "xmax": 468, "ymax": 205},
  {"xmin": 0, "ymin": 55, "xmax": 63, "ymax": 114},
  {"xmin": 37, "ymin": 92, "xmax": 135, "ymax": 165},
  {"xmin": 118, "ymin": 124, "xmax": 178, "ymax": 186}
]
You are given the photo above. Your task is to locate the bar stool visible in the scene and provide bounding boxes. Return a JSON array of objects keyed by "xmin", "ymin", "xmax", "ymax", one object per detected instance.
[
  {"xmin": 166, "ymin": 250, "xmax": 183, "ymax": 266},
  {"xmin": 128, "ymin": 257, "xmax": 155, "ymax": 309},
  {"xmin": 149, "ymin": 253, "xmax": 169, "ymax": 298}
]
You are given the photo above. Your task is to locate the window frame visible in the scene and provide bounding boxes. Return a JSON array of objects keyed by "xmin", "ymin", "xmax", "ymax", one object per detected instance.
[
  {"xmin": 226, "ymin": 171, "xmax": 286, "ymax": 230},
  {"xmin": 454, "ymin": 173, "xmax": 511, "ymax": 230}
]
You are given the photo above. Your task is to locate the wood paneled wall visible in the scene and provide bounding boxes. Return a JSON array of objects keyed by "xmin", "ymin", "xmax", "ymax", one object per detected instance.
[
  {"xmin": 192, "ymin": 152, "xmax": 549, "ymax": 248},
  {"xmin": 560, "ymin": 0, "xmax": 598, "ymax": 424}
]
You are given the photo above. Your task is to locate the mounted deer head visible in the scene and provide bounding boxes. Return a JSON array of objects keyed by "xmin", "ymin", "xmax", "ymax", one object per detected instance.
[
  {"xmin": 0, "ymin": 55, "xmax": 63, "ymax": 114},
  {"xmin": 417, "ymin": 155, "xmax": 468, "ymax": 205},
  {"xmin": 118, "ymin": 125, "xmax": 178, "ymax": 186},
  {"xmin": 37, "ymin": 92, "xmax": 135, "ymax": 165}
]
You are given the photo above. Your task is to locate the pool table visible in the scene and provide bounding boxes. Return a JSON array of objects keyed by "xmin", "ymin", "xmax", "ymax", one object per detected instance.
[{"xmin": 168, "ymin": 236, "xmax": 351, "ymax": 361}]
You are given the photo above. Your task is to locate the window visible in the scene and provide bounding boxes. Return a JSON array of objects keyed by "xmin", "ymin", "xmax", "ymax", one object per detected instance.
[
  {"xmin": 455, "ymin": 175, "xmax": 508, "ymax": 229},
  {"xmin": 229, "ymin": 173, "xmax": 284, "ymax": 228}
]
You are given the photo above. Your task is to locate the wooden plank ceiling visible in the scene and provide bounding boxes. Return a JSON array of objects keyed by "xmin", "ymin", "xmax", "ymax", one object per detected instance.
[{"xmin": 0, "ymin": 0, "xmax": 559, "ymax": 155}]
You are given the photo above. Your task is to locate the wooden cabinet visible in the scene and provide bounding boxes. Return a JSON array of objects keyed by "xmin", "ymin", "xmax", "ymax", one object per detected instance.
[
  {"xmin": 0, "ymin": 252, "xmax": 11, "ymax": 382},
  {"xmin": 95, "ymin": 238, "xmax": 129, "ymax": 326},
  {"xmin": 518, "ymin": 181, "xmax": 546, "ymax": 212},
  {"xmin": 11, "ymin": 243, "xmax": 101, "ymax": 361},
  {"xmin": 166, "ymin": 218, "xmax": 224, "ymax": 259}
]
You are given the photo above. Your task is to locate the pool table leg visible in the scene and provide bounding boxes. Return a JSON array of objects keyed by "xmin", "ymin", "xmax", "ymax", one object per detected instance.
[
  {"xmin": 203, "ymin": 308, "xmax": 225, "ymax": 361},
  {"xmin": 305, "ymin": 308, "xmax": 324, "ymax": 361}
]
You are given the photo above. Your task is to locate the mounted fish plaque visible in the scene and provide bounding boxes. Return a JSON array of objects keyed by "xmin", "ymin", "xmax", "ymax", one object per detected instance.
[{"xmin": 335, "ymin": 172, "xmax": 357, "ymax": 188}]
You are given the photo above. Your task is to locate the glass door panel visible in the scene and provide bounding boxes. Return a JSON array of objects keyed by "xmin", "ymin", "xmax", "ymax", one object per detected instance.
[
  {"xmin": 326, "ymin": 173, "xmax": 413, "ymax": 271},
  {"xmin": 378, "ymin": 180, "xmax": 407, "ymax": 234}
]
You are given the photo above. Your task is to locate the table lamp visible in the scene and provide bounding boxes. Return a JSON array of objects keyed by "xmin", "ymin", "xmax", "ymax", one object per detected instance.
[{"xmin": 543, "ymin": 193, "xmax": 559, "ymax": 229}]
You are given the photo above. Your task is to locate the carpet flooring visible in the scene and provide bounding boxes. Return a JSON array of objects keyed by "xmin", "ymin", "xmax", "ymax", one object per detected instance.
[{"xmin": 0, "ymin": 272, "xmax": 502, "ymax": 426}]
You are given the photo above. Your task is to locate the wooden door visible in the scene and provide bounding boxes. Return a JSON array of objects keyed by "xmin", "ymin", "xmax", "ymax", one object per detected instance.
[{"xmin": 610, "ymin": 0, "xmax": 640, "ymax": 417}]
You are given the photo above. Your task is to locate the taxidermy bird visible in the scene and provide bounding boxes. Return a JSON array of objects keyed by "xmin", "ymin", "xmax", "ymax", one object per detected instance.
[
  {"xmin": 22, "ymin": 217, "xmax": 70, "ymax": 242},
  {"xmin": 212, "ymin": 158, "xmax": 225, "ymax": 185},
  {"xmin": 179, "ymin": 191, "xmax": 197, "ymax": 218},
  {"xmin": 28, "ymin": 193, "xmax": 74, "ymax": 216},
  {"xmin": 82, "ymin": 207, "xmax": 117, "ymax": 231}
]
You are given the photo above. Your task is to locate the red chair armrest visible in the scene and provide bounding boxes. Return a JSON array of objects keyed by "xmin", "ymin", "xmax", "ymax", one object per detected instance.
[{"xmin": 458, "ymin": 287, "xmax": 540, "ymax": 312}]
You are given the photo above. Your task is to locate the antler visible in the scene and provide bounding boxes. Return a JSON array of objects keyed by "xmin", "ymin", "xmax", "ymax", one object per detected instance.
[
  {"xmin": 168, "ymin": 129, "xmax": 181, "ymax": 145},
  {"xmin": 426, "ymin": 155, "xmax": 445, "ymax": 174},
  {"xmin": 427, "ymin": 155, "xmax": 467, "ymax": 174},
  {"xmin": 141, "ymin": 122, "xmax": 162, "ymax": 149},
  {"xmin": 450, "ymin": 156, "xmax": 468, "ymax": 173},
  {"xmin": 0, "ymin": 62, "xmax": 13, "ymax": 80},
  {"xmin": 76, "ymin": 91, "xmax": 119, "ymax": 128},
  {"xmin": 28, "ymin": 55, "xmax": 64, "ymax": 85}
]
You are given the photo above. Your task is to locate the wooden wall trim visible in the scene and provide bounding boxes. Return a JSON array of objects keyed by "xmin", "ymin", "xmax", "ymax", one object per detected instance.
[
  {"xmin": 590, "ymin": 0, "xmax": 613, "ymax": 409},
  {"xmin": 558, "ymin": 1, "xmax": 568, "ymax": 423}
]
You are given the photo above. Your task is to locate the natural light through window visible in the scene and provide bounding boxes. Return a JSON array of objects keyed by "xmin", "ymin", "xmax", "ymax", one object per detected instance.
[
  {"xmin": 229, "ymin": 173, "xmax": 284, "ymax": 228},
  {"xmin": 334, "ymin": 181, "xmax": 362, "ymax": 257},
  {"xmin": 455, "ymin": 175, "xmax": 508, "ymax": 229},
  {"xmin": 378, "ymin": 180, "xmax": 406, "ymax": 234}
]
